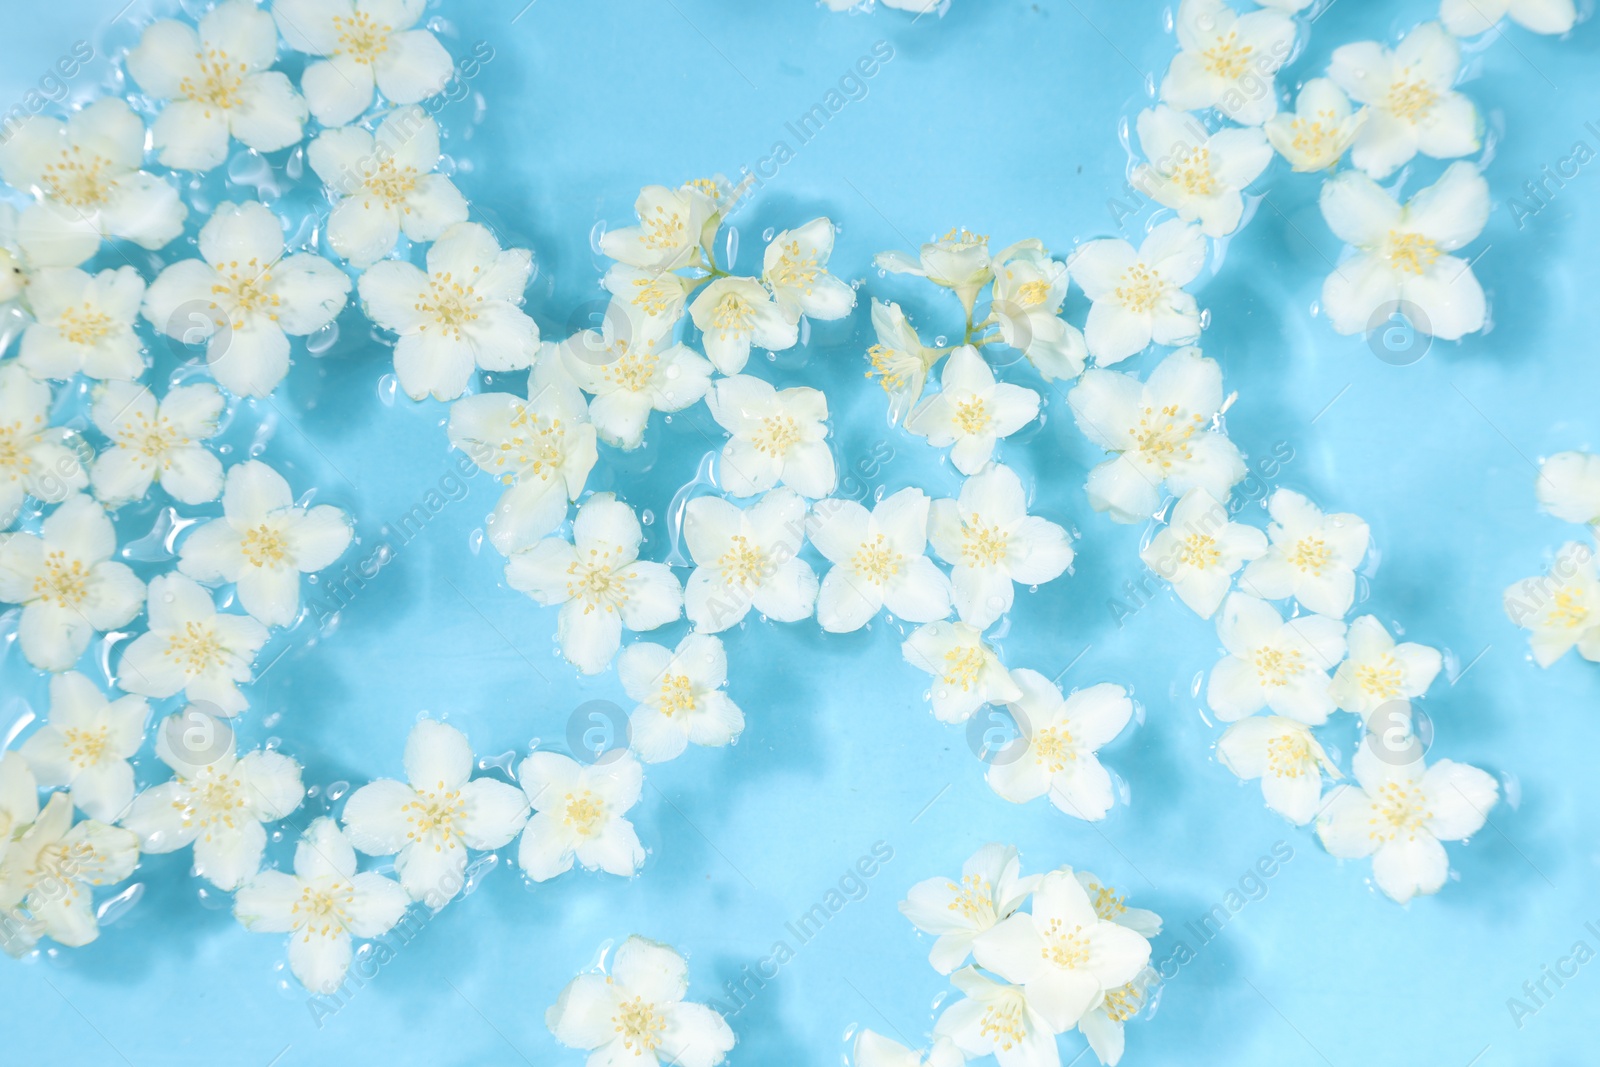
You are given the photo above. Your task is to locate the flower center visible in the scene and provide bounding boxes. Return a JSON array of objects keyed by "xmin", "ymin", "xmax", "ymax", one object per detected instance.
[
  {"xmin": 61, "ymin": 725, "xmax": 111, "ymax": 768},
  {"xmin": 658, "ymin": 673, "xmax": 697, "ymax": 717},
  {"xmin": 40, "ymin": 146, "xmax": 115, "ymax": 208},
  {"xmin": 165, "ymin": 620, "xmax": 226, "ymax": 674},
  {"xmin": 57, "ymin": 302, "xmax": 114, "ymax": 346},
  {"xmin": 192, "ymin": 771, "xmax": 247, "ymax": 828},
  {"xmin": 979, "ymin": 998, "xmax": 1026, "ymax": 1051},
  {"xmin": 603, "ymin": 340, "xmax": 660, "ymax": 392},
  {"xmin": 498, "ymin": 410, "xmax": 567, "ymax": 481},
  {"xmin": 1115, "ymin": 263, "xmax": 1163, "ymax": 314},
  {"xmin": 961, "ymin": 516, "xmax": 1009, "ymax": 568},
  {"xmin": 1290, "ymin": 110, "xmax": 1342, "ymax": 164},
  {"xmin": 0, "ymin": 421, "xmax": 33, "ymax": 473},
  {"xmin": 945, "ymin": 871, "xmax": 994, "ymax": 920},
  {"xmin": 768, "ymin": 239, "xmax": 820, "ymax": 291},
  {"xmin": 563, "ymin": 790, "xmax": 605, "ymax": 836},
  {"xmin": 363, "ymin": 160, "xmax": 418, "ymax": 208},
  {"xmin": 851, "ymin": 533, "xmax": 901, "ymax": 585},
  {"xmin": 117, "ymin": 413, "xmax": 183, "ymax": 461},
  {"xmin": 1547, "ymin": 588, "xmax": 1590, "ymax": 628},
  {"xmin": 1369, "ymin": 780, "xmax": 1431, "ymax": 841},
  {"xmin": 1253, "ymin": 646, "xmax": 1306, "ymax": 688},
  {"xmin": 1385, "ymin": 74, "xmax": 1438, "ymax": 123},
  {"xmin": 953, "ymin": 396, "xmax": 991, "ymax": 436},
  {"xmin": 1089, "ymin": 882, "xmax": 1127, "ymax": 921},
  {"xmin": 1039, "ymin": 917, "xmax": 1091, "ymax": 968},
  {"xmin": 1168, "ymin": 145, "xmax": 1219, "ymax": 198},
  {"xmin": 1288, "ymin": 535, "xmax": 1332, "ymax": 575},
  {"xmin": 33, "ymin": 550, "xmax": 89, "ymax": 607},
  {"xmin": 565, "ymin": 547, "xmax": 630, "ymax": 613},
  {"xmin": 1015, "ymin": 279, "xmax": 1051, "ymax": 307},
  {"xmin": 1030, "ymin": 725, "xmax": 1076, "ymax": 773},
  {"xmin": 1102, "ymin": 983, "xmax": 1144, "ymax": 1023},
  {"xmin": 404, "ymin": 787, "xmax": 465, "ymax": 839},
  {"xmin": 1201, "ymin": 31, "xmax": 1254, "ymax": 80},
  {"xmin": 1266, "ymin": 732, "xmax": 1311, "ymax": 778},
  {"xmin": 1385, "ymin": 231, "xmax": 1440, "ymax": 277},
  {"xmin": 941, "ymin": 644, "xmax": 987, "ymax": 691},
  {"xmin": 613, "ymin": 995, "xmax": 665, "ymax": 1053},
  {"xmin": 1129, "ymin": 404, "xmax": 1202, "ymax": 467},
  {"xmin": 1356, "ymin": 656, "xmax": 1403, "ymax": 699},
  {"xmin": 180, "ymin": 50, "xmax": 247, "ymax": 111},
  {"xmin": 718, "ymin": 534, "xmax": 768, "ymax": 588},
  {"xmin": 626, "ymin": 276, "xmax": 680, "ymax": 317},
  {"xmin": 865, "ymin": 344, "xmax": 910, "ymax": 392},
  {"xmin": 642, "ymin": 203, "xmax": 686, "ymax": 251},
  {"xmin": 1178, "ymin": 533, "xmax": 1220, "ymax": 569},
  {"xmin": 751, "ymin": 415, "xmax": 800, "ymax": 457},
  {"xmin": 710, "ymin": 293, "xmax": 755, "ymax": 335},
  {"xmin": 241, "ymin": 523, "xmax": 289, "ymax": 568},
  {"xmin": 294, "ymin": 883, "xmax": 355, "ymax": 936},
  {"xmin": 212, "ymin": 259, "xmax": 281, "ymax": 328},
  {"xmin": 416, "ymin": 271, "xmax": 482, "ymax": 340},
  {"xmin": 331, "ymin": 11, "xmax": 391, "ymax": 63}
]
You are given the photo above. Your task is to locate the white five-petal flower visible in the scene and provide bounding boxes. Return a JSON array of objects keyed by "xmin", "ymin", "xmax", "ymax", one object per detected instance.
[
  {"xmin": 1206, "ymin": 592, "xmax": 1348, "ymax": 724},
  {"xmin": 1141, "ymin": 487, "xmax": 1267, "ymax": 619},
  {"xmin": 854, "ymin": 1031, "xmax": 965, "ymax": 1067},
  {"xmin": 689, "ymin": 276, "xmax": 798, "ymax": 376},
  {"xmin": 934, "ymin": 968, "xmax": 1059, "ymax": 1067},
  {"xmin": 1132, "ymin": 106, "xmax": 1272, "ymax": 237},
  {"xmin": 1240, "ymin": 488, "xmax": 1370, "ymax": 617},
  {"xmin": 1328, "ymin": 615, "xmax": 1443, "ymax": 722},
  {"xmin": 808, "ymin": 488, "xmax": 953, "ymax": 632},
  {"xmin": 0, "ymin": 792, "xmax": 139, "ymax": 954},
  {"xmin": 118, "ymin": 572, "xmax": 269, "ymax": 715},
  {"xmin": 0, "ymin": 365, "xmax": 88, "ymax": 526},
  {"xmin": 1263, "ymin": 78, "xmax": 1368, "ymax": 172},
  {"xmin": 599, "ymin": 182, "xmax": 724, "ymax": 272},
  {"xmin": 865, "ymin": 298, "xmax": 936, "ymax": 423},
  {"xmin": 987, "ymin": 674, "xmax": 1134, "ymax": 821},
  {"xmin": 989, "ymin": 240, "xmax": 1087, "ymax": 381},
  {"xmin": 516, "ymin": 751, "xmax": 646, "ymax": 881},
  {"xmin": 1217, "ymin": 715, "xmax": 1340, "ymax": 824},
  {"xmin": 762, "ymin": 217, "xmax": 856, "ymax": 321},
  {"xmin": 1537, "ymin": 451, "xmax": 1600, "ymax": 525},
  {"xmin": 89, "ymin": 382, "xmax": 226, "ymax": 508},
  {"xmin": 1440, "ymin": 0, "xmax": 1577, "ymax": 36},
  {"xmin": 619, "ymin": 633, "xmax": 745, "ymax": 763},
  {"xmin": 706, "ymin": 374, "xmax": 836, "ymax": 499},
  {"xmin": 273, "ymin": 0, "xmax": 455, "ymax": 127},
  {"xmin": 902, "ymin": 620, "xmax": 1023, "ymax": 724},
  {"xmin": 18, "ymin": 673, "xmax": 148, "ymax": 822},
  {"xmin": 1161, "ymin": 0, "xmax": 1297, "ymax": 126},
  {"xmin": 1503, "ymin": 540, "xmax": 1600, "ymax": 667},
  {"xmin": 899, "ymin": 842, "xmax": 1039, "ymax": 973},
  {"xmin": 906, "ymin": 346, "xmax": 1040, "ymax": 476},
  {"xmin": 1067, "ymin": 219, "xmax": 1207, "ymax": 366},
  {"xmin": 18, "ymin": 267, "xmax": 145, "ymax": 381},
  {"xmin": 682, "ymin": 488, "xmax": 818, "ymax": 633},
  {"xmin": 559, "ymin": 313, "xmax": 714, "ymax": 450}
]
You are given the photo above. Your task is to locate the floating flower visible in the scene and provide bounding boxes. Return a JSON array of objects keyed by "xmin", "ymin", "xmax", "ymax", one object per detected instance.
[
  {"xmin": 987, "ymin": 674, "xmax": 1134, "ymax": 821},
  {"xmin": 1239, "ymin": 488, "xmax": 1370, "ymax": 617},
  {"xmin": 1318, "ymin": 161, "xmax": 1489, "ymax": 340},
  {"xmin": 118, "ymin": 572, "xmax": 269, "ymax": 715},
  {"xmin": 1206, "ymin": 592, "xmax": 1348, "ymax": 724},
  {"xmin": 0, "ymin": 493, "xmax": 144, "ymax": 672},
  {"xmin": 933, "ymin": 968, "xmax": 1058, "ymax": 1067},
  {"xmin": 688, "ymin": 276, "xmax": 798, "ymax": 376},
  {"xmin": 619, "ymin": 633, "xmax": 745, "ymax": 763},
  {"xmin": 1140, "ymin": 487, "xmax": 1267, "ymax": 619},
  {"xmin": 853, "ymin": 1031, "xmax": 964, "ymax": 1067},
  {"xmin": 308, "ymin": 107, "xmax": 470, "ymax": 268},
  {"xmin": 1503, "ymin": 541, "xmax": 1600, "ymax": 667},
  {"xmin": 558, "ymin": 313, "xmax": 714, "ymax": 450},
  {"xmin": 0, "ymin": 365, "xmax": 89, "ymax": 525},
  {"xmin": 876, "ymin": 228, "xmax": 993, "ymax": 316},
  {"xmin": 1067, "ymin": 219, "xmax": 1207, "ymax": 367},
  {"xmin": 865, "ymin": 298, "xmax": 936, "ymax": 423},
  {"xmin": 126, "ymin": 0, "xmax": 308, "ymax": 171},
  {"xmin": 1080, "ymin": 978, "xmax": 1152, "ymax": 1067},
  {"xmin": 906, "ymin": 346, "xmax": 1040, "ymax": 476},
  {"xmin": 342, "ymin": 719, "xmax": 529, "ymax": 908},
  {"xmin": 18, "ymin": 673, "xmax": 147, "ymax": 823},
  {"xmin": 902, "ymin": 620, "xmax": 1023, "ymax": 724},
  {"xmin": 762, "ymin": 217, "xmax": 856, "ymax": 321},
  {"xmin": 0, "ymin": 99, "xmax": 186, "ymax": 267},
  {"xmin": 516, "ymin": 751, "xmax": 646, "ymax": 880},
  {"xmin": 928, "ymin": 463, "xmax": 1073, "ymax": 628},
  {"xmin": 122, "ymin": 722, "xmax": 304, "ymax": 891},
  {"xmin": 1536, "ymin": 451, "xmax": 1600, "ymax": 525},
  {"xmin": 505, "ymin": 493, "xmax": 682, "ymax": 675},
  {"xmin": 18, "ymin": 267, "xmax": 145, "ymax": 381},
  {"xmin": 273, "ymin": 0, "xmax": 454, "ymax": 127},
  {"xmin": 1263, "ymin": 77, "xmax": 1368, "ymax": 172},
  {"xmin": 0, "ymin": 792, "xmax": 138, "ymax": 954},
  {"xmin": 1328, "ymin": 22, "xmax": 1479, "ymax": 180},
  {"xmin": 1328, "ymin": 616, "xmax": 1442, "ymax": 722},
  {"xmin": 1316, "ymin": 745, "xmax": 1497, "ymax": 903},
  {"xmin": 89, "ymin": 381, "xmax": 225, "ymax": 508},
  {"xmin": 682, "ymin": 488, "xmax": 818, "ymax": 632},
  {"xmin": 989, "ymin": 240, "xmax": 1086, "ymax": 381},
  {"xmin": 358, "ymin": 221, "xmax": 538, "ymax": 401},
  {"xmin": 808, "ymin": 488, "xmax": 952, "ymax": 632},
  {"xmin": 178, "ymin": 460, "xmax": 353, "ymax": 628},
  {"xmin": 899, "ymin": 843, "xmax": 1038, "ymax": 974},
  {"xmin": 1216, "ymin": 715, "xmax": 1340, "ymax": 824},
  {"xmin": 1161, "ymin": 0, "xmax": 1297, "ymax": 126},
  {"xmin": 546, "ymin": 935, "xmax": 736, "ymax": 1066},
  {"xmin": 599, "ymin": 182, "xmax": 723, "ymax": 272},
  {"xmin": 601, "ymin": 266, "xmax": 695, "ymax": 326},
  {"xmin": 1067, "ymin": 347, "xmax": 1245, "ymax": 524},
  {"xmin": 1073, "ymin": 870, "xmax": 1162, "ymax": 939},
  {"xmin": 1440, "ymin": 0, "xmax": 1576, "ymax": 35},
  {"xmin": 144, "ymin": 200, "xmax": 351, "ymax": 397},
  {"xmin": 1132, "ymin": 106, "xmax": 1272, "ymax": 237},
  {"xmin": 705, "ymin": 374, "xmax": 836, "ymax": 499},
  {"xmin": 233, "ymin": 816, "xmax": 410, "ymax": 993}
]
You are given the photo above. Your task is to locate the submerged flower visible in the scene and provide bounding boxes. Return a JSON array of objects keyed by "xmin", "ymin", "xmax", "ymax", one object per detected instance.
[
  {"xmin": 808, "ymin": 488, "xmax": 953, "ymax": 633},
  {"xmin": 1140, "ymin": 487, "xmax": 1267, "ymax": 619},
  {"xmin": 18, "ymin": 267, "xmax": 145, "ymax": 381},
  {"xmin": 516, "ymin": 751, "xmax": 646, "ymax": 881},
  {"xmin": 1263, "ymin": 78, "xmax": 1368, "ymax": 172},
  {"xmin": 987, "ymin": 674, "xmax": 1134, "ymax": 821},
  {"xmin": 1316, "ymin": 745, "xmax": 1497, "ymax": 903},
  {"xmin": 0, "ymin": 493, "xmax": 144, "ymax": 672},
  {"xmin": 89, "ymin": 381, "xmax": 225, "ymax": 508},
  {"xmin": 988, "ymin": 240, "xmax": 1086, "ymax": 381},
  {"xmin": 1440, "ymin": 0, "xmax": 1577, "ymax": 35},
  {"xmin": 0, "ymin": 792, "xmax": 139, "ymax": 954},
  {"xmin": 876, "ymin": 228, "xmax": 993, "ymax": 316},
  {"xmin": 933, "ymin": 968, "xmax": 1059, "ymax": 1067},
  {"xmin": 762, "ymin": 217, "xmax": 856, "ymax": 321},
  {"xmin": 273, "ymin": 0, "xmax": 454, "ymax": 127},
  {"xmin": 233, "ymin": 817, "xmax": 409, "ymax": 993},
  {"xmin": 1328, "ymin": 615, "xmax": 1442, "ymax": 722},
  {"xmin": 118, "ymin": 572, "xmax": 269, "ymax": 715},
  {"xmin": 600, "ymin": 182, "xmax": 722, "ymax": 272},
  {"xmin": 546, "ymin": 936, "xmax": 736, "ymax": 1067},
  {"xmin": 359, "ymin": 221, "xmax": 538, "ymax": 401},
  {"xmin": 682, "ymin": 488, "xmax": 817, "ymax": 633},
  {"xmin": 619, "ymin": 633, "xmax": 745, "ymax": 763},
  {"xmin": 342, "ymin": 719, "xmax": 529, "ymax": 907},
  {"xmin": 1067, "ymin": 219, "xmax": 1207, "ymax": 366},
  {"xmin": 906, "ymin": 346, "xmax": 1040, "ymax": 476},
  {"xmin": 688, "ymin": 276, "xmax": 798, "ymax": 376},
  {"xmin": 928, "ymin": 464, "xmax": 1073, "ymax": 628},
  {"xmin": 144, "ymin": 201, "xmax": 351, "ymax": 397},
  {"xmin": 706, "ymin": 374, "xmax": 836, "ymax": 499},
  {"xmin": 1536, "ymin": 451, "xmax": 1600, "ymax": 525},
  {"xmin": 126, "ymin": 0, "xmax": 308, "ymax": 171},
  {"xmin": 1217, "ymin": 715, "xmax": 1340, "ymax": 824},
  {"xmin": 902, "ymin": 620, "xmax": 1023, "ymax": 724},
  {"xmin": 1240, "ymin": 488, "xmax": 1370, "ymax": 617},
  {"xmin": 865, "ymin": 298, "xmax": 936, "ymax": 423},
  {"xmin": 1132, "ymin": 106, "xmax": 1272, "ymax": 237},
  {"xmin": 559, "ymin": 312, "xmax": 714, "ymax": 450},
  {"xmin": 1503, "ymin": 541, "xmax": 1600, "ymax": 667},
  {"xmin": 19, "ymin": 673, "xmax": 147, "ymax": 822},
  {"xmin": 0, "ymin": 365, "xmax": 88, "ymax": 525},
  {"xmin": 178, "ymin": 460, "xmax": 353, "ymax": 628},
  {"xmin": 899, "ymin": 842, "xmax": 1038, "ymax": 973},
  {"xmin": 505, "ymin": 493, "xmax": 682, "ymax": 675},
  {"xmin": 1161, "ymin": 0, "xmax": 1297, "ymax": 126},
  {"xmin": 1206, "ymin": 592, "xmax": 1347, "ymax": 724},
  {"xmin": 1328, "ymin": 22, "xmax": 1479, "ymax": 179}
]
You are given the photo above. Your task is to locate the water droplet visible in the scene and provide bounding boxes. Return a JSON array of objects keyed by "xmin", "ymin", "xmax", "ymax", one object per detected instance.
[
  {"xmin": 96, "ymin": 883, "xmax": 144, "ymax": 926},
  {"xmin": 761, "ymin": 226, "xmax": 776, "ymax": 242},
  {"xmin": 377, "ymin": 374, "xmax": 399, "ymax": 406}
]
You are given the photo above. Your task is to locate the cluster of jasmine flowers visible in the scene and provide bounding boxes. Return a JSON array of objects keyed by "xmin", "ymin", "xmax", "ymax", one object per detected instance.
[{"xmin": 1505, "ymin": 450, "xmax": 1600, "ymax": 666}]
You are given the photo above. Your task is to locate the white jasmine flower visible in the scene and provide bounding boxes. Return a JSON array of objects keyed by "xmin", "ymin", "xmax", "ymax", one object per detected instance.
[
  {"xmin": 1441, "ymin": 0, "xmax": 1576, "ymax": 35},
  {"xmin": 547, "ymin": 935, "xmax": 736, "ymax": 1066},
  {"xmin": 902, "ymin": 620, "xmax": 1023, "ymax": 724},
  {"xmin": 1217, "ymin": 715, "xmax": 1340, "ymax": 824},
  {"xmin": 358, "ymin": 221, "xmax": 537, "ymax": 401},
  {"xmin": 516, "ymin": 751, "xmax": 645, "ymax": 880},
  {"xmin": 928, "ymin": 463, "xmax": 1074, "ymax": 628},
  {"xmin": 1328, "ymin": 615, "xmax": 1442, "ymax": 722},
  {"xmin": 1316, "ymin": 745, "xmax": 1497, "ymax": 903},
  {"xmin": 619, "ymin": 633, "xmax": 744, "ymax": 763},
  {"xmin": 341, "ymin": 719, "xmax": 529, "ymax": 908},
  {"xmin": 122, "ymin": 724, "xmax": 304, "ymax": 891},
  {"xmin": 118, "ymin": 572, "xmax": 269, "ymax": 715},
  {"xmin": 18, "ymin": 267, "xmax": 145, "ymax": 381},
  {"xmin": 682, "ymin": 488, "xmax": 817, "ymax": 633},
  {"xmin": 1503, "ymin": 541, "xmax": 1600, "ymax": 667},
  {"xmin": 447, "ymin": 376, "xmax": 598, "ymax": 555},
  {"xmin": 688, "ymin": 276, "xmax": 798, "ymax": 376},
  {"xmin": 144, "ymin": 201, "xmax": 351, "ymax": 397},
  {"xmin": 0, "ymin": 99, "xmax": 186, "ymax": 267},
  {"xmin": 1067, "ymin": 219, "xmax": 1207, "ymax": 366},
  {"xmin": 0, "ymin": 493, "xmax": 144, "ymax": 672},
  {"xmin": 18, "ymin": 673, "xmax": 147, "ymax": 823},
  {"xmin": 865, "ymin": 298, "xmax": 936, "ymax": 423},
  {"xmin": 1240, "ymin": 488, "xmax": 1370, "ymax": 617},
  {"xmin": 1140, "ymin": 487, "xmax": 1267, "ymax": 619},
  {"xmin": 876, "ymin": 228, "xmax": 994, "ymax": 315},
  {"xmin": 933, "ymin": 968, "xmax": 1059, "ymax": 1067},
  {"xmin": 308, "ymin": 107, "xmax": 469, "ymax": 268},
  {"xmin": 1161, "ymin": 0, "xmax": 1297, "ymax": 126},
  {"xmin": 1080, "ymin": 979, "xmax": 1152, "ymax": 1067},
  {"xmin": 906, "ymin": 346, "xmax": 1040, "ymax": 476},
  {"xmin": 559, "ymin": 313, "xmax": 714, "ymax": 451},
  {"xmin": 89, "ymin": 382, "xmax": 225, "ymax": 508},
  {"xmin": 1067, "ymin": 347, "xmax": 1246, "ymax": 524},
  {"xmin": 0, "ymin": 753, "xmax": 39, "ymax": 871},
  {"xmin": 989, "ymin": 240, "xmax": 1086, "ymax": 381},
  {"xmin": 178, "ymin": 460, "xmax": 353, "ymax": 628},
  {"xmin": 706, "ymin": 374, "xmax": 836, "ymax": 499},
  {"xmin": 126, "ymin": 0, "xmax": 308, "ymax": 171},
  {"xmin": 1328, "ymin": 22, "xmax": 1480, "ymax": 180},
  {"xmin": 1263, "ymin": 77, "xmax": 1368, "ymax": 172},
  {"xmin": 600, "ymin": 182, "xmax": 722, "ymax": 272},
  {"xmin": 987, "ymin": 674, "xmax": 1134, "ymax": 821},
  {"xmin": 1073, "ymin": 870, "xmax": 1163, "ymax": 938},
  {"xmin": 0, "ymin": 792, "xmax": 138, "ymax": 953},
  {"xmin": 1206, "ymin": 592, "xmax": 1348, "ymax": 724},
  {"xmin": 273, "ymin": 0, "xmax": 454, "ymax": 127},
  {"xmin": 0, "ymin": 365, "xmax": 89, "ymax": 524},
  {"xmin": 972, "ymin": 870, "xmax": 1152, "ymax": 1032},
  {"xmin": 233, "ymin": 817, "xmax": 410, "ymax": 993},
  {"xmin": 1537, "ymin": 451, "xmax": 1600, "ymax": 525},
  {"xmin": 0, "ymin": 204, "xmax": 31, "ymax": 303},
  {"xmin": 854, "ymin": 1031, "xmax": 964, "ymax": 1067},
  {"xmin": 601, "ymin": 266, "xmax": 695, "ymax": 325},
  {"xmin": 505, "ymin": 494, "xmax": 682, "ymax": 675},
  {"xmin": 899, "ymin": 842, "xmax": 1038, "ymax": 973},
  {"xmin": 808, "ymin": 488, "xmax": 953, "ymax": 632},
  {"xmin": 762, "ymin": 217, "xmax": 856, "ymax": 321},
  {"xmin": 1319, "ymin": 161, "xmax": 1489, "ymax": 340},
  {"xmin": 1132, "ymin": 106, "xmax": 1272, "ymax": 237}
]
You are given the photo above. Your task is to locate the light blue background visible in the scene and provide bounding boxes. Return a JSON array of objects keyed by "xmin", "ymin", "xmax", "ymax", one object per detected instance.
[{"xmin": 2, "ymin": 0, "xmax": 1597, "ymax": 1065}]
